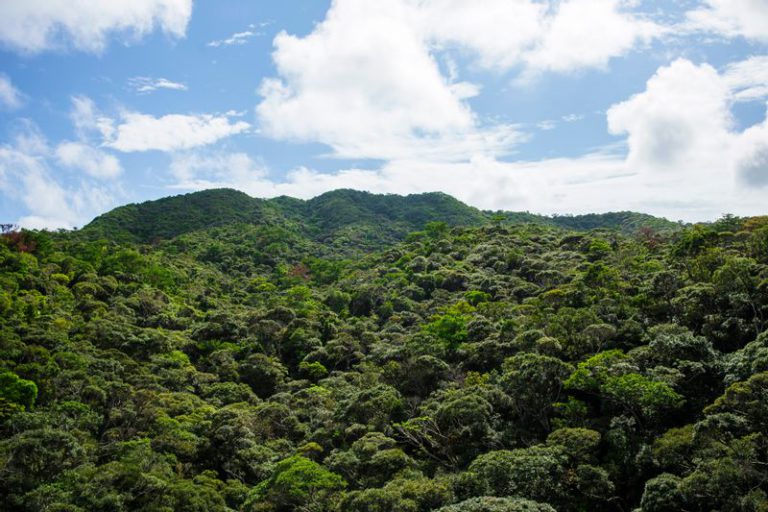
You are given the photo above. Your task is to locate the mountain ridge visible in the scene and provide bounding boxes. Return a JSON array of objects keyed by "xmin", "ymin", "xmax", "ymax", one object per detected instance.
[{"xmin": 80, "ymin": 188, "xmax": 682, "ymax": 246}]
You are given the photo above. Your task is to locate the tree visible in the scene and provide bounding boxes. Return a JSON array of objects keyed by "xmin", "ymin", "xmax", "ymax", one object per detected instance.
[
  {"xmin": 499, "ymin": 353, "xmax": 572, "ymax": 437},
  {"xmin": 437, "ymin": 497, "xmax": 556, "ymax": 512},
  {"xmin": 0, "ymin": 371, "xmax": 37, "ymax": 411},
  {"xmin": 243, "ymin": 455, "xmax": 346, "ymax": 512},
  {"xmin": 467, "ymin": 446, "xmax": 567, "ymax": 504}
]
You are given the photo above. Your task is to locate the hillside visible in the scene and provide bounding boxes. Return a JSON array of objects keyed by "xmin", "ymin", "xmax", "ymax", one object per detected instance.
[
  {"xmin": 2, "ymin": 192, "xmax": 766, "ymax": 512},
  {"xmin": 81, "ymin": 189, "xmax": 272, "ymax": 243},
  {"xmin": 81, "ymin": 188, "xmax": 680, "ymax": 249}
]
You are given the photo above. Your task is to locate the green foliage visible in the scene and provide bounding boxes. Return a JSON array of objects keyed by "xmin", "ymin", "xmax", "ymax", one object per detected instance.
[
  {"xmin": 437, "ymin": 497, "xmax": 556, "ymax": 512},
  {"xmin": 468, "ymin": 446, "xmax": 568, "ymax": 503},
  {"xmin": 601, "ymin": 373, "xmax": 684, "ymax": 418},
  {"xmin": 1, "ymin": 191, "xmax": 767, "ymax": 512},
  {"xmin": 564, "ymin": 350, "xmax": 631, "ymax": 392},
  {"xmin": 244, "ymin": 455, "xmax": 346, "ymax": 511},
  {"xmin": 0, "ymin": 371, "xmax": 37, "ymax": 411},
  {"xmin": 423, "ymin": 301, "xmax": 476, "ymax": 351},
  {"xmin": 546, "ymin": 428, "xmax": 601, "ymax": 463}
]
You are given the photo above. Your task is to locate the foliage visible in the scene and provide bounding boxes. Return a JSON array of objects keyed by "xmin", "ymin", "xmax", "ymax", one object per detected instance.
[
  {"xmin": 244, "ymin": 455, "xmax": 346, "ymax": 511},
  {"xmin": 0, "ymin": 191, "xmax": 766, "ymax": 511}
]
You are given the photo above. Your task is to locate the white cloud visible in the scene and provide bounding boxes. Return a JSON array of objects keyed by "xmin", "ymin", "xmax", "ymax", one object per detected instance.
[
  {"xmin": 105, "ymin": 111, "xmax": 250, "ymax": 152},
  {"xmin": 0, "ymin": 127, "xmax": 118, "ymax": 229},
  {"xmin": 128, "ymin": 76, "xmax": 188, "ymax": 94},
  {"xmin": 413, "ymin": 0, "xmax": 546, "ymax": 70},
  {"xmin": 208, "ymin": 25, "xmax": 265, "ymax": 47},
  {"xmin": 687, "ymin": 0, "xmax": 768, "ymax": 43},
  {"xmin": 735, "ymin": 118, "xmax": 768, "ymax": 187},
  {"xmin": 170, "ymin": 142, "xmax": 768, "ymax": 223},
  {"xmin": 607, "ymin": 56, "xmax": 768, "ymax": 193},
  {"xmin": 168, "ymin": 151, "xmax": 530, "ymax": 209},
  {"xmin": 607, "ymin": 58, "xmax": 733, "ymax": 175},
  {"xmin": 0, "ymin": 0, "xmax": 193, "ymax": 54},
  {"xmin": 608, "ymin": 56, "xmax": 768, "ymax": 197},
  {"xmin": 70, "ymin": 95, "xmax": 116, "ymax": 141},
  {"xmin": 257, "ymin": 0, "xmax": 664, "ymax": 162},
  {"xmin": 537, "ymin": 120, "xmax": 557, "ymax": 131},
  {"xmin": 521, "ymin": 0, "xmax": 662, "ymax": 76},
  {"xmin": 0, "ymin": 74, "xmax": 23, "ymax": 110},
  {"xmin": 723, "ymin": 56, "xmax": 768, "ymax": 102},
  {"xmin": 56, "ymin": 141, "xmax": 123, "ymax": 179},
  {"xmin": 257, "ymin": 0, "xmax": 523, "ymax": 161},
  {"xmin": 562, "ymin": 114, "xmax": 584, "ymax": 123},
  {"xmin": 67, "ymin": 95, "xmax": 250, "ymax": 153},
  {"xmin": 170, "ymin": 151, "xmax": 267, "ymax": 188},
  {"xmin": 167, "ymin": 145, "xmax": 766, "ymax": 222},
  {"xmin": 412, "ymin": 0, "xmax": 661, "ymax": 75},
  {"xmin": 247, "ymin": 3, "xmax": 766, "ymax": 222}
]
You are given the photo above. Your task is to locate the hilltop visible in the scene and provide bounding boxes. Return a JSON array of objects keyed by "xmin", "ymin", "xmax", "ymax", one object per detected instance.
[{"xmin": 80, "ymin": 188, "xmax": 681, "ymax": 249}]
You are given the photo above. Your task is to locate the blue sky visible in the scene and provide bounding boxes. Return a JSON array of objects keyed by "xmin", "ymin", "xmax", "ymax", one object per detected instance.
[{"xmin": 0, "ymin": 0, "xmax": 767, "ymax": 228}]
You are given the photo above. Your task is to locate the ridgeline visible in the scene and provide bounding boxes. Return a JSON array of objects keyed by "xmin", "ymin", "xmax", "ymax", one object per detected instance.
[{"xmin": 81, "ymin": 188, "xmax": 681, "ymax": 248}]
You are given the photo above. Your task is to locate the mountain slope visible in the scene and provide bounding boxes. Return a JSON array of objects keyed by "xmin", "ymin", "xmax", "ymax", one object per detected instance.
[
  {"xmin": 80, "ymin": 189, "xmax": 488, "ymax": 246},
  {"xmin": 82, "ymin": 189, "xmax": 269, "ymax": 243},
  {"xmin": 2, "ymin": 211, "xmax": 767, "ymax": 511},
  {"xmin": 80, "ymin": 188, "xmax": 680, "ymax": 247}
]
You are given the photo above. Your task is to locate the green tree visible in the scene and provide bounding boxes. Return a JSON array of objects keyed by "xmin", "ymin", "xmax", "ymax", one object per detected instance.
[
  {"xmin": 243, "ymin": 455, "xmax": 346, "ymax": 512},
  {"xmin": 0, "ymin": 370, "xmax": 37, "ymax": 411}
]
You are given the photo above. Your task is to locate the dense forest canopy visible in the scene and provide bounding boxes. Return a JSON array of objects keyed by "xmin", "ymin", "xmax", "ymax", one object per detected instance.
[{"xmin": 1, "ymin": 189, "xmax": 767, "ymax": 512}]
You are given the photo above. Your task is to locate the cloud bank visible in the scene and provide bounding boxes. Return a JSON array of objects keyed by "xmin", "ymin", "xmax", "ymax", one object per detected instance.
[{"xmin": 0, "ymin": 0, "xmax": 193, "ymax": 53}]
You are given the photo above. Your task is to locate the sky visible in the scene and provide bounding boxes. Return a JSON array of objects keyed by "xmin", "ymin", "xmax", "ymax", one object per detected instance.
[{"xmin": 0, "ymin": 0, "xmax": 767, "ymax": 229}]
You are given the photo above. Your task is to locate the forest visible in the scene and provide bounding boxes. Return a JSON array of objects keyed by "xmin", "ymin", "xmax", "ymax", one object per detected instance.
[{"xmin": 1, "ymin": 188, "xmax": 767, "ymax": 512}]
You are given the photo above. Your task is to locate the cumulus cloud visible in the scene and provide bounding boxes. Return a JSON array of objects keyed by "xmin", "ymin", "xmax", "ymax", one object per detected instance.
[
  {"xmin": 0, "ymin": 0, "xmax": 193, "ymax": 54},
  {"xmin": 687, "ymin": 0, "xmax": 768, "ymax": 43},
  {"xmin": 168, "ymin": 146, "xmax": 753, "ymax": 222},
  {"xmin": 0, "ymin": 102, "xmax": 124, "ymax": 227},
  {"xmin": 168, "ymin": 151, "xmax": 532, "ymax": 210},
  {"xmin": 413, "ymin": 0, "xmax": 661, "ymax": 74},
  {"xmin": 607, "ymin": 59, "xmax": 733, "ymax": 174},
  {"xmin": 0, "ymin": 74, "xmax": 24, "ymax": 110},
  {"xmin": 128, "ymin": 76, "xmax": 188, "ymax": 94},
  {"xmin": 257, "ymin": 0, "xmax": 663, "ymax": 162},
  {"xmin": 609, "ymin": 56, "xmax": 768, "ymax": 196},
  {"xmin": 66, "ymin": 95, "xmax": 250, "ymax": 153},
  {"xmin": 105, "ymin": 111, "xmax": 250, "ymax": 152},
  {"xmin": 521, "ymin": 0, "xmax": 662, "ymax": 76},
  {"xmin": 168, "ymin": 150, "xmax": 527, "ymax": 211},
  {"xmin": 735, "ymin": 118, "xmax": 768, "ymax": 187},
  {"xmin": 56, "ymin": 141, "xmax": 123, "ymax": 179},
  {"xmin": 257, "ymin": 0, "xmax": 526, "ymax": 161},
  {"xmin": 170, "ymin": 142, "xmax": 768, "ymax": 223},
  {"xmin": 413, "ymin": 0, "xmax": 546, "ymax": 70},
  {"xmin": 606, "ymin": 56, "xmax": 768, "ymax": 193}
]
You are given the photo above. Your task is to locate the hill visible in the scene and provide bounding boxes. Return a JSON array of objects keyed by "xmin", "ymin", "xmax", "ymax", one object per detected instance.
[
  {"xmin": 1, "ymin": 201, "xmax": 767, "ymax": 511},
  {"xmin": 81, "ymin": 189, "xmax": 270, "ymax": 243},
  {"xmin": 81, "ymin": 188, "xmax": 680, "ymax": 248}
]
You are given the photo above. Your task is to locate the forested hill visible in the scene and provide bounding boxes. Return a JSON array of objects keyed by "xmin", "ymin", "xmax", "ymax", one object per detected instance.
[
  {"xmin": 80, "ymin": 188, "xmax": 681, "ymax": 248},
  {"xmin": 3, "ymin": 191, "xmax": 768, "ymax": 511},
  {"xmin": 80, "ymin": 189, "xmax": 488, "ymax": 246}
]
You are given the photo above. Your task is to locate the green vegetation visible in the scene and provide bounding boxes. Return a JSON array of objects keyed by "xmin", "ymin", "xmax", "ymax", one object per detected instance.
[
  {"xmin": 81, "ymin": 188, "xmax": 681, "ymax": 249},
  {"xmin": 1, "ymin": 189, "xmax": 767, "ymax": 511}
]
